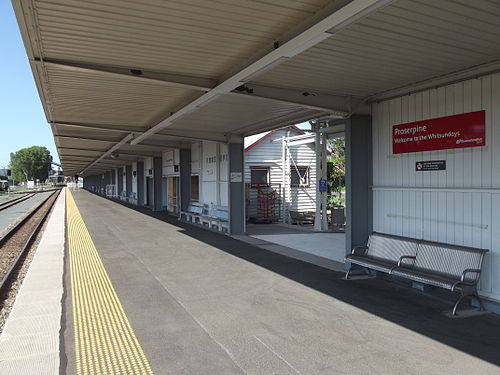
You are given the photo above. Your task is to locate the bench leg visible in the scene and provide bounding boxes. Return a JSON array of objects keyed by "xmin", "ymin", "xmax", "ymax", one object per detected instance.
[
  {"xmin": 452, "ymin": 286, "xmax": 484, "ymax": 316},
  {"xmin": 345, "ymin": 265, "xmax": 353, "ymax": 280},
  {"xmin": 452, "ymin": 295, "xmax": 467, "ymax": 316},
  {"xmin": 345, "ymin": 264, "xmax": 369, "ymax": 280}
]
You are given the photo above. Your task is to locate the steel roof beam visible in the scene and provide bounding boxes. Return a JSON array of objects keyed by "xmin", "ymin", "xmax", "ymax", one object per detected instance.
[
  {"xmin": 58, "ymin": 147, "xmax": 155, "ymax": 158},
  {"xmin": 55, "ymin": 135, "xmax": 181, "ymax": 150},
  {"xmin": 230, "ymin": 84, "xmax": 370, "ymax": 116},
  {"xmin": 235, "ymin": 110, "xmax": 329, "ymax": 136},
  {"xmin": 155, "ymin": 129, "xmax": 227, "ymax": 142},
  {"xmin": 80, "ymin": 133, "xmax": 134, "ymax": 175},
  {"xmin": 57, "ymin": 146, "xmax": 111, "ymax": 153},
  {"xmin": 365, "ymin": 59, "xmax": 500, "ymax": 103},
  {"xmin": 53, "ymin": 121, "xmax": 228, "ymax": 142},
  {"xmin": 41, "ymin": 62, "xmax": 359, "ymax": 117},
  {"xmin": 131, "ymin": 0, "xmax": 392, "ymax": 145},
  {"xmin": 56, "ymin": 135, "xmax": 116, "ymax": 143},
  {"xmin": 121, "ymin": 142, "xmax": 181, "ymax": 151},
  {"xmin": 59, "ymin": 155, "xmax": 140, "ymax": 164},
  {"xmin": 52, "ymin": 121, "xmax": 144, "ymax": 133},
  {"xmin": 33, "ymin": 58, "xmax": 215, "ymax": 91}
]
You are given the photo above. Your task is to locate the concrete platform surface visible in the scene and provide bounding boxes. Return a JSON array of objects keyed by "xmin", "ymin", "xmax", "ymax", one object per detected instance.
[
  {"xmin": 251, "ymin": 232, "xmax": 346, "ymax": 263},
  {"xmin": 0, "ymin": 189, "xmax": 65, "ymax": 374},
  {"xmin": 64, "ymin": 189, "xmax": 500, "ymax": 374}
]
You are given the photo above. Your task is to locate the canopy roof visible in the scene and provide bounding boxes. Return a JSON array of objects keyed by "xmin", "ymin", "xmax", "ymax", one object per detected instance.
[{"xmin": 13, "ymin": 0, "xmax": 500, "ymax": 176}]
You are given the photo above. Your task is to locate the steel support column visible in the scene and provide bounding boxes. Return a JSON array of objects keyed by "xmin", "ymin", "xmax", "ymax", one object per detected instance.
[
  {"xmin": 228, "ymin": 143, "xmax": 245, "ymax": 235},
  {"xmin": 153, "ymin": 156, "xmax": 163, "ymax": 211},
  {"xmin": 345, "ymin": 115, "xmax": 373, "ymax": 258},
  {"xmin": 117, "ymin": 167, "xmax": 124, "ymax": 197},
  {"xmin": 137, "ymin": 161, "xmax": 144, "ymax": 206},
  {"xmin": 179, "ymin": 149, "xmax": 191, "ymax": 212},
  {"xmin": 125, "ymin": 165, "xmax": 132, "ymax": 200}
]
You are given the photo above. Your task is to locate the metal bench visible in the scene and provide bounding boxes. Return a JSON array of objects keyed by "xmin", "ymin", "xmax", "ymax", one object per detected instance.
[
  {"xmin": 345, "ymin": 233, "xmax": 489, "ymax": 315},
  {"xmin": 345, "ymin": 232, "xmax": 419, "ymax": 278},
  {"xmin": 209, "ymin": 205, "xmax": 229, "ymax": 233},
  {"xmin": 391, "ymin": 240, "xmax": 488, "ymax": 315},
  {"xmin": 289, "ymin": 210, "xmax": 315, "ymax": 225},
  {"xmin": 180, "ymin": 201, "xmax": 206, "ymax": 224}
]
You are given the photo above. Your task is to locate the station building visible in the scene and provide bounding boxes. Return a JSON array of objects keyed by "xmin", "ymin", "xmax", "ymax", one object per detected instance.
[{"xmin": 13, "ymin": 0, "xmax": 500, "ymax": 305}]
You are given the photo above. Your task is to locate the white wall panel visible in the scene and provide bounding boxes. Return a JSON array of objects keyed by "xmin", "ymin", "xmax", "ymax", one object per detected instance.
[
  {"xmin": 200, "ymin": 141, "xmax": 228, "ymax": 206},
  {"xmin": 191, "ymin": 142, "xmax": 201, "ymax": 173},
  {"xmin": 373, "ymin": 73, "xmax": 500, "ymax": 300},
  {"xmin": 162, "ymin": 149, "xmax": 180, "ymax": 176},
  {"xmin": 244, "ymin": 129, "xmax": 317, "ymax": 215}
]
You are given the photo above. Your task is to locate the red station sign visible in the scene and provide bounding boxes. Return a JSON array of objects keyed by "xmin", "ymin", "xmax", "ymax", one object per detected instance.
[{"xmin": 392, "ymin": 110, "xmax": 485, "ymax": 154}]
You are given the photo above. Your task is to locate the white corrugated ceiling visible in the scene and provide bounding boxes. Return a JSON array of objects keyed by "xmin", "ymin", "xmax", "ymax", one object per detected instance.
[
  {"xmin": 255, "ymin": 0, "xmax": 500, "ymax": 97},
  {"xmin": 12, "ymin": 0, "xmax": 500, "ymax": 175}
]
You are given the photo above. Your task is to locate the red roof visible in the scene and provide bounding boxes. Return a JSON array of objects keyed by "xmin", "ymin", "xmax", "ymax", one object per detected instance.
[{"xmin": 244, "ymin": 126, "xmax": 305, "ymax": 152}]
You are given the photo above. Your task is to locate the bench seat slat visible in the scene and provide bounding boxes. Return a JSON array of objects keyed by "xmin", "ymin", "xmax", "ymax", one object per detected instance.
[
  {"xmin": 391, "ymin": 268, "xmax": 458, "ymax": 290},
  {"xmin": 346, "ymin": 255, "xmax": 395, "ymax": 273},
  {"xmin": 345, "ymin": 232, "xmax": 489, "ymax": 315}
]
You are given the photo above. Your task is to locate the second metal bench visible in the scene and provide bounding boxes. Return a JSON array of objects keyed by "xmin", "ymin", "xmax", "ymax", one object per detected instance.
[{"xmin": 345, "ymin": 232, "xmax": 488, "ymax": 315}]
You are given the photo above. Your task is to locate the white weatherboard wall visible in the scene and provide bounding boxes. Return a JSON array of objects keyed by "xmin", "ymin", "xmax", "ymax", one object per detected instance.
[
  {"xmin": 163, "ymin": 149, "xmax": 180, "ymax": 176},
  {"xmin": 191, "ymin": 142, "xmax": 201, "ymax": 174},
  {"xmin": 245, "ymin": 129, "xmax": 317, "ymax": 215},
  {"xmin": 200, "ymin": 141, "xmax": 228, "ymax": 206},
  {"xmin": 372, "ymin": 73, "xmax": 500, "ymax": 301}
]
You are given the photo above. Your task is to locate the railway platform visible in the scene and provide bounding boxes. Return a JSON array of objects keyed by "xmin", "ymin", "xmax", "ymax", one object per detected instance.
[{"xmin": 1, "ymin": 187, "xmax": 500, "ymax": 374}]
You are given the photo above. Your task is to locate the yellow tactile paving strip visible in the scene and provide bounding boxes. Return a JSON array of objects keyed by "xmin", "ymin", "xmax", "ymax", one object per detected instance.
[{"xmin": 66, "ymin": 189, "xmax": 155, "ymax": 375}]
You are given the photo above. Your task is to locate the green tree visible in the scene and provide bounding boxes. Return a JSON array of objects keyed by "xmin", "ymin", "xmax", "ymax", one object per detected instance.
[
  {"xmin": 9, "ymin": 146, "xmax": 53, "ymax": 182},
  {"xmin": 327, "ymin": 137, "xmax": 345, "ymax": 205},
  {"xmin": 309, "ymin": 118, "xmax": 346, "ymax": 205}
]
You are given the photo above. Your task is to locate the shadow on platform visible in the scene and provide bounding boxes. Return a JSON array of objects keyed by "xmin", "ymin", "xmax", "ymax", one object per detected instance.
[{"xmin": 96, "ymin": 194, "xmax": 500, "ymax": 367}]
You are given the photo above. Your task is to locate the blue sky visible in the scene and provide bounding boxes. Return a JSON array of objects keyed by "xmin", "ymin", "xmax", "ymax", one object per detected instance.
[{"xmin": 0, "ymin": 2, "xmax": 59, "ymax": 168}]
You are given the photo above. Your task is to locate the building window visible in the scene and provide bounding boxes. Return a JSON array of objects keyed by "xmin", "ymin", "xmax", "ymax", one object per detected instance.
[
  {"xmin": 250, "ymin": 167, "xmax": 269, "ymax": 186},
  {"xmin": 290, "ymin": 166, "xmax": 309, "ymax": 187}
]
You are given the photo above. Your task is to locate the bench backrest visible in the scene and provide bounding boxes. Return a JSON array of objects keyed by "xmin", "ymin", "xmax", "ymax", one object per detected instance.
[
  {"xmin": 212, "ymin": 205, "xmax": 229, "ymax": 220},
  {"xmin": 187, "ymin": 204, "xmax": 204, "ymax": 214},
  {"xmin": 414, "ymin": 241, "xmax": 487, "ymax": 281},
  {"xmin": 366, "ymin": 233, "xmax": 418, "ymax": 262}
]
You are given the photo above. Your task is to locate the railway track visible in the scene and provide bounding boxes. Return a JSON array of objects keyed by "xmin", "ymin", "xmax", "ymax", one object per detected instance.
[
  {"xmin": 0, "ymin": 192, "xmax": 37, "ymax": 211},
  {"xmin": 0, "ymin": 189, "xmax": 60, "ymax": 293}
]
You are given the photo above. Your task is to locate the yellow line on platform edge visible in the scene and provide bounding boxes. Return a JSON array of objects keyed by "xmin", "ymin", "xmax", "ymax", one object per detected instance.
[{"xmin": 67, "ymin": 188, "xmax": 155, "ymax": 375}]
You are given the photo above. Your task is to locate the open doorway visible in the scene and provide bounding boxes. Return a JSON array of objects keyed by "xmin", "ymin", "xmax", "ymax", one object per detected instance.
[
  {"xmin": 244, "ymin": 122, "xmax": 347, "ymax": 264},
  {"xmin": 146, "ymin": 176, "xmax": 153, "ymax": 209},
  {"xmin": 191, "ymin": 175, "xmax": 199, "ymax": 202},
  {"xmin": 167, "ymin": 176, "xmax": 179, "ymax": 214}
]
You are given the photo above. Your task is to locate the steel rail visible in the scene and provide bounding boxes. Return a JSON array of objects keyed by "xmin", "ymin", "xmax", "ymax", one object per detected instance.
[
  {"xmin": 0, "ymin": 189, "xmax": 60, "ymax": 292},
  {"xmin": 0, "ymin": 192, "xmax": 37, "ymax": 211}
]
